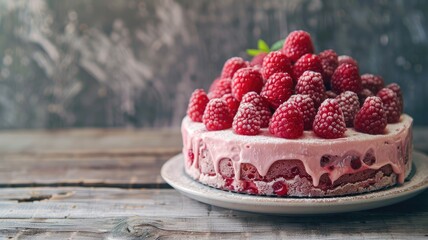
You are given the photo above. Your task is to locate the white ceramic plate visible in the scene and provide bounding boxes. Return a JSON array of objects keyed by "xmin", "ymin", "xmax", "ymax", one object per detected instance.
[{"xmin": 161, "ymin": 151, "xmax": 428, "ymax": 215}]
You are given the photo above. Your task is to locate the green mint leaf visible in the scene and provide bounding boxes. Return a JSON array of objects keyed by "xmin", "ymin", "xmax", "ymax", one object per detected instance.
[
  {"xmin": 271, "ymin": 39, "xmax": 285, "ymax": 51},
  {"xmin": 246, "ymin": 49, "xmax": 264, "ymax": 56},
  {"xmin": 257, "ymin": 39, "xmax": 270, "ymax": 52}
]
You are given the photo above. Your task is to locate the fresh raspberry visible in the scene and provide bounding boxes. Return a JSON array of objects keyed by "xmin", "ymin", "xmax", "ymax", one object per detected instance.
[
  {"xmin": 241, "ymin": 92, "xmax": 272, "ymax": 128},
  {"xmin": 260, "ymin": 72, "xmax": 294, "ymax": 109},
  {"xmin": 313, "ymin": 99, "xmax": 346, "ymax": 139},
  {"xmin": 269, "ymin": 101, "xmax": 304, "ymax": 139},
  {"xmin": 186, "ymin": 89, "xmax": 209, "ymax": 122},
  {"xmin": 250, "ymin": 52, "xmax": 268, "ymax": 67},
  {"xmin": 261, "ymin": 51, "xmax": 292, "ymax": 80},
  {"xmin": 232, "ymin": 103, "xmax": 261, "ymax": 135},
  {"xmin": 354, "ymin": 96, "xmax": 387, "ymax": 134},
  {"xmin": 338, "ymin": 55, "xmax": 358, "ymax": 68},
  {"xmin": 292, "ymin": 53, "xmax": 323, "ymax": 82},
  {"xmin": 272, "ymin": 181, "xmax": 288, "ymax": 196},
  {"xmin": 208, "ymin": 77, "xmax": 221, "ymax": 93},
  {"xmin": 288, "ymin": 94, "xmax": 316, "ymax": 130},
  {"xmin": 295, "ymin": 71, "xmax": 326, "ymax": 108},
  {"xmin": 363, "ymin": 150, "xmax": 376, "ymax": 166},
  {"xmin": 202, "ymin": 99, "xmax": 232, "ymax": 131},
  {"xmin": 318, "ymin": 174, "xmax": 333, "ymax": 190},
  {"xmin": 335, "ymin": 91, "xmax": 360, "ymax": 127},
  {"xmin": 358, "ymin": 89, "xmax": 374, "ymax": 106},
  {"xmin": 318, "ymin": 49, "xmax": 339, "ymax": 84},
  {"xmin": 361, "ymin": 74, "xmax": 385, "ymax": 94},
  {"xmin": 221, "ymin": 57, "xmax": 248, "ymax": 79},
  {"xmin": 231, "ymin": 67, "xmax": 264, "ymax": 101},
  {"xmin": 326, "ymin": 90, "xmax": 337, "ymax": 99},
  {"xmin": 221, "ymin": 93, "xmax": 240, "ymax": 118},
  {"xmin": 386, "ymin": 83, "xmax": 404, "ymax": 114},
  {"xmin": 350, "ymin": 156, "xmax": 362, "ymax": 170},
  {"xmin": 187, "ymin": 150, "xmax": 194, "ymax": 166},
  {"xmin": 331, "ymin": 63, "xmax": 362, "ymax": 94},
  {"xmin": 208, "ymin": 77, "xmax": 232, "ymax": 99},
  {"xmin": 242, "ymin": 181, "xmax": 259, "ymax": 194},
  {"xmin": 377, "ymin": 88, "xmax": 401, "ymax": 123},
  {"xmin": 282, "ymin": 30, "xmax": 315, "ymax": 62}
]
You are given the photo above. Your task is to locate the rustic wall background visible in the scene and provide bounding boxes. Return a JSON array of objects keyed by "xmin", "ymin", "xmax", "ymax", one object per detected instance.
[{"xmin": 0, "ymin": 0, "xmax": 427, "ymax": 129}]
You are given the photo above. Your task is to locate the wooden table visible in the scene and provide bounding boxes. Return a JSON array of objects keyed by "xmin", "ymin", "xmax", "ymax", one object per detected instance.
[{"xmin": 0, "ymin": 128, "xmax": 427, "ymax": 239}]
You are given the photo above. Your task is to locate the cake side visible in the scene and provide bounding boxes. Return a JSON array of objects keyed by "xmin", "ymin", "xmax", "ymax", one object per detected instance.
[{"xmin": 182, "ymin": 115, "xmax": 412, "ymax": 197}]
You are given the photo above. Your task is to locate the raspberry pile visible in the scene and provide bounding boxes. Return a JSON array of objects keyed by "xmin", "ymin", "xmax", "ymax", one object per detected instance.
[{"xmin": 186, "ymin": 30, "xmax": 404, "ymax": 139}]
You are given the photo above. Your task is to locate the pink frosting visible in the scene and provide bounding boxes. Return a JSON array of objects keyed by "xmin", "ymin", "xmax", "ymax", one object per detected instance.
[{"xmin": 182, "ymin": 115, "xmax": 412, "ymax": 187}]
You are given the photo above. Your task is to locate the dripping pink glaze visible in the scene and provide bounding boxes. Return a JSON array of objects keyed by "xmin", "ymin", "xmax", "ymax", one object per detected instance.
[{"xmin": 181, "ymin": 115, "xmax": 412, "ymax": 187}]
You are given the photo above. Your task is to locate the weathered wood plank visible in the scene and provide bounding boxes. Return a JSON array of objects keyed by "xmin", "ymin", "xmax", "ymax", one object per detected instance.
[
  {"xmin": 6, "ymin": 217, "xmax": 426, "ymax": 240},
  {"xmin": 0, "ymin": 155, "xmax": 172, "ymax": 187},
  {"xmin": 0, "ymin": 128, "xmax": 182, "ymax": 156},
  {"xmin": 0, "ymin": 128, "xmax": 181, "ymax": 186},
  {"xmin": 0, "ymin": 187, "xmax": 426, "ymax": 239}
]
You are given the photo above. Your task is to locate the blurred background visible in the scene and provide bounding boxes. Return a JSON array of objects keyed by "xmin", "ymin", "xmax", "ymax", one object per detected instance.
[{"xmin": 0, "ymin": 0, "xmax": 426, "ymax": 129}]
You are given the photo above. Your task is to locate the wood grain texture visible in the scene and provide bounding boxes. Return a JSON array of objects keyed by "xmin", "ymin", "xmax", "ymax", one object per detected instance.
[
  {"xmin": 0, "ymin": 128, "xmax": 181, "ymax": 156},
  {"xmin": 0, "ymin": 128, "xmax": 181, "ymax": 187},
  {"xmin": 0, "ymin": 155, "xmax": 170, "ymax": 188},
  {"xmin": 0, "ymin": 187, "xmax": 426, "ymax": 239}
]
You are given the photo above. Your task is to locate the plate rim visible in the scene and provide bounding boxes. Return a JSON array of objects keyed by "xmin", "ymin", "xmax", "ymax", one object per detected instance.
[{"xmin": 161, "ymin": 151, "xmax": 428, "ymax": 214}]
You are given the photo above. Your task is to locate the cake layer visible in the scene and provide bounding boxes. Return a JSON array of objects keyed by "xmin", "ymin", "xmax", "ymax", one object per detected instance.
[{"xmin": 182, "ymin": 115, "xmax": 412, "ymax": 197}]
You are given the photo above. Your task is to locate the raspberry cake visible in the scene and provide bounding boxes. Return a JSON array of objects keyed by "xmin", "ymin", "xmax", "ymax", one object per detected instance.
[{"xmin": 182, "ymin": 31, "xmax": 412, "ymax": 197}]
